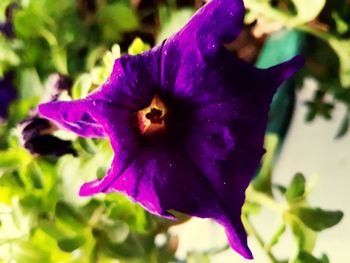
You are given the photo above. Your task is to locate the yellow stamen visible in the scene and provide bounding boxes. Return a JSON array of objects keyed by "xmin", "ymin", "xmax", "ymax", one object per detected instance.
[{"xmin": 137, "ymin": 95, "xmax": 167, "ymax": 135}]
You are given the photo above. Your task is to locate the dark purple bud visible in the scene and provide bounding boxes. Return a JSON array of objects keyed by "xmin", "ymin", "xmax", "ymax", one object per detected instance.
[
  {"xmin": 5, "ymin": 3, "xmax": 19, "ymax": 20},
  {"xmin": 18, "ymin": 116, "xmax": 77, "ymax": 157},
  {"xmin": 0, "ymin": 21, "xmax": 14, "ymax": 38},
  {"xmin": 0, "ymin": 72, "xmax": 17, "ymax": 121},
  {"xmin": 24, "ymin": 134, "xmax": 77, "ymax": 157},
  {"xmin": 0, "ymin": 3, "xmax": 19, "ymax": 39}
]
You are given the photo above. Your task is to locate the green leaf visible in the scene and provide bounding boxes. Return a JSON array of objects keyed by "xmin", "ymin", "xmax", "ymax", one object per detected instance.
[
  {"xmin": 245, "ymin": 0, "xmax": 326, "ymax": 27},
  {"xmin": 51, "ymin": 45, "xmax": 68, "ymax": 74},
  {"xmin": 290, "ymin": 0, "xmax": 327, "ymax": 25},
  {"xmin": 158, "ymin": 8, "xmax": 195, "ymax": 43},
  {"xmin": 187, "ymin": 252, "xmax": 211, "ymax": 263},
  {"xmin": 19, "ymin": 162, "xmax": 44, "ymax": 189},
  {"xmin": 328, "ymin": 38, "xmax": 350, "ymax": 88},
  {"xmin": 12, "ymin": 241, "xmax": 51, "ymax": 263},
  {"xmin": 0, "ymin": 147, "xmax": 31, "ymax": 171},
  {"xmin": 90, "ymin": 66, "xmax": 108, "ymax": 85},
  {"xmin": 332, "ymin": 12, "xmax": 349, "ymax": 34},
  {"xmin": 0, "ymin": 38, "xmax": 20, "ymax": 75},
  {"xmin": 13, "ymin": 4, "xmax": 46, "ymax": 39},
  {"xmin": 106, "ymin": 194, "xmax": 149, "ymax": 233},
  {"xmin": 97, "ymin": 3, "xmax": 138, "ymax": 40},
  {"xmin": 293, "ymin": 207, "xmax": 343, "ymax": 231},
  {"xmin": 102, "ymin": 219, "xmax": 129, "ymax": 244},
  {"xmin": 296, "ymin": 251, "xmax": 329, "ymax": 263},
  {"xmin": 77, "ymin": 138, "xmax": 96, "ymax": 155},
  {"xmin": 101, "ymin": 233, "xmax": 146, "ymax": 259},
  {"xmin": 321, "ymin": 254, "xmax": 330, "ymax": 263},
  {"xmin": 18, "ymin": 68, "xmax": 44, "ymax": 99},
  {"xmin": 252, "ymin": 133, "xmax": 279, "ymax": 195},
  {"xmin": 39, "ymin": 219, "xmax": 66, "ymax": 240},
  {"xmin": 72, "ymin": 73, "xmax": 92, "ymax": 99},
  {"xmin": 128, "ymin": 38, "xmax": 150, "ymax": 56},
  {"xmin": 268, "ymin": 224, "xmax": 286, "ymax": 248},
  {"xmin": 55, "ymin": 201, "xmax": 86, "ymax": 231},
  {"xmin": 335, "ymin": 112, "xmax": 350, "ymax": 138},
  {"xmin": 57, "ymin": 236, "xmax": 85, "ymax": 252},
  {"xmin": 285, "ymin": 173, "xmax": 306, "ymax": 202},
  {"xmin": 290, "ymin": 219, "xmax": 317, "ymax": 253},
  {"xmin": 102, "ymin": 44, "xmax": 121, "ymax": 68},
  {"xmin": 242, "ymin": 201, "xmax": 262, "ymax": 215}
]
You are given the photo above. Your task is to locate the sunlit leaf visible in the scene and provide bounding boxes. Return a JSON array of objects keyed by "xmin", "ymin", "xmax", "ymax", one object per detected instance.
[
  {"xmin": 293, "ymin": 207, "xmax": 343, "ymax": 231},
  {"xmin": 335, "ymin": 111, "xmax": 350, "ymax": 138},
  {"xmin": 285, "ymin": 173, "xmax": 306, "ymax": 202},
  {"xmin": 38, "ymin": 218, "xmax": 66, "ymax": 240},
  {"xmin": 187, "ymin": 252, "xmax": 211, "ymax": 263},
  {"xmin": 12, "ymin": 241, "xmax": 51, "ymax": 263},
  {"xmin": 328, "ymin": 38, "xmax": 350, "ymax": 88},
  {"xmin": 290, "ymin": 0, "xmax": 326, "ymax": 25},
  {"xmin": 102, "ymin": 219, "xmax": 130, "ymax": 244},
  {"xmin": 296, "ymin": 251, "xmax": 330, "ymax": 263},
  {"xmin": 128, "ymin": 38, "xmax": 150, "ymax": 56},
  {"xmin": 290, "ymin": 220, "xmax": 317, "ymax": 253},
  {"xmin": 57, "ymin": 236, "xmax": 85, "ymax": 252},
  {"xmin": 72, "ymin": 73, "xmax": 92, "ymax": 99},
  {"xmin": 55, "ymin": 201, "xmax": 86, "ymax": 231},
  {"xmin": 158, "ymin": 8, "xmax": 195, "ymax": 43}
]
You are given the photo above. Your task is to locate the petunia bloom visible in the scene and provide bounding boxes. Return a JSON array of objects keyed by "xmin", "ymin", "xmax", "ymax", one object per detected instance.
[{"xmin": 38, "ymin": 0, "xmax": 304, "ymax": 259}]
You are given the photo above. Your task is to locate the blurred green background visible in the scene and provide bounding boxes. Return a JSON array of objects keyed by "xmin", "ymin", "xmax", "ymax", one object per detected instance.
[{"xmin": 0, "ymin": 0, "xmax": 349, "ymax": 262}]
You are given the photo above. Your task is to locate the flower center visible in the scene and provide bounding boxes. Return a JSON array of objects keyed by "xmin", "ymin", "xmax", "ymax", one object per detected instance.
[{"xmin": 137, "ymin": 95, "xmax": 167, "ymax": 135}]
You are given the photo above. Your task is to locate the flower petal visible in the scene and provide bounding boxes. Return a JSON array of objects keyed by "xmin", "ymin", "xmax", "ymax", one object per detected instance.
[
  {"xmin": 161, "ymin": 0, "xmax": 245, "ymax": 95},
  {"xmin": 266, "ymin": 54, "xmax": 305, "ymax": 89},
  {"xmin": 38, "ymin": 100, "xmax": 105, "ymax": 137},
  {"xmin": 168, "ymin": 0, "xmax": 244, "ymax": 55},
  {"xmin": 88, "ymin": 45, "xmax": 163, "ymax": 110},
  {"xmin": 86, "ymin": 143, "xmax": 252, "ymax": 258},
  {"xmin": 79, "ymin": 102, "xmax": 141, "ymax": 197}
]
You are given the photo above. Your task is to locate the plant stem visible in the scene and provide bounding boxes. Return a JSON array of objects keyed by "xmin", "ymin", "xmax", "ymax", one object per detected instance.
[
  {"xmin": 245, "ymin": 186, "xmax": 285, "ymax": 212},
  {"xmin": 242, "ymin": 215, "xmax": 280, "ymax": 263},
  {"xmin": 207, "ymin": 244, "xmax": 230, "ymax": 256}
]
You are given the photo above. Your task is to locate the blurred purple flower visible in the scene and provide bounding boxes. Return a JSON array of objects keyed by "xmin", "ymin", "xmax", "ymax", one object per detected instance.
[
  {"xmin": 0, "ymin": 72, "xmax": 17, "ymax": 121},
  {"xmin": 18, "ymin": 116, "xmax": 77, "ymax": 157},
  {"xmin": 39, "ymin": 0, "xmax": 304, "ymax": 258},
  {"xmin": 0, "ymin": 3, "xmax": 18, "ymax": 38}
]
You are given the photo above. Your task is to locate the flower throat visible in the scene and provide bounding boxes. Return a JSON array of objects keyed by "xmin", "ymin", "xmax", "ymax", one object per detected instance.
[{"xmin": 137, "ymin": 95, "xmax": 167, "ymax": 136}]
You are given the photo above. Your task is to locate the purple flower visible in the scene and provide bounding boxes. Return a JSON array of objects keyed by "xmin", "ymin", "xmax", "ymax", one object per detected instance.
[
  {"xmin": 0, "ymin": 72, "xmax": 17, "ymax": 121},
  {"xmin": 18, "ymin": 116, "xmax": 77, "ymax": 157},
  {"xmin": 0, "ymin": 3, "xmax": 18, "ymax": 38},
  {"xmin": 39, "ymin": 0, "xmax": 304, "ymax": 258}
]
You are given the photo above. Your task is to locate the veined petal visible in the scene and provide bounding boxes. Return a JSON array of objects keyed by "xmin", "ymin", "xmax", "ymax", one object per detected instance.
[
  {"xmin": 161, "ymin": 0, "xmax": 244, "ymax": 95},
  {"xmin": 78, "ymin": 101, "xmax": 142, "ymax": 198},
  {"xmin": 83, "ymin": 142, "xmax": 253, "ymax": 258},
  {"xmin": 168, "ymin": 0, "xmax": 244, "ymax": 56},
  {"xmin": 88, "ymin": 44, "xmax": 163, "ymax": 110},
  {"xmin": 38, "ymin": 100, "xmax": 105, "ymax": 137},
  {"xmin": 265, "ymin": 55, "xmax": 305, "ymax": 90}
]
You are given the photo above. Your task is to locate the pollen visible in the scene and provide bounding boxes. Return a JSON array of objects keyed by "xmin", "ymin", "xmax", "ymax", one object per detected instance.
[{"xmin": 137, "ymin": 95, "xmax": 167, "ymax": 135}]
